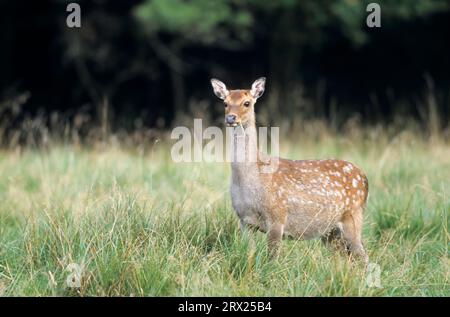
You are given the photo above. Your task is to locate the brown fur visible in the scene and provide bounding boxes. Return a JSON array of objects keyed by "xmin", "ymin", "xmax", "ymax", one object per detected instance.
[{"xmin": 211, "ymin": 78, "xmax": 369, "ymax": 262}]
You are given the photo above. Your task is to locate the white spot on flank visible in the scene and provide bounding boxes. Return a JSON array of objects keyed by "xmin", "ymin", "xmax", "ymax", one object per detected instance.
[
  {"xmin": 352, "ymin": 179, "xmax": 358, "ymax": 188},
  {"xmin": 288, "ymin": 197, "xmax": 298, "ymax": 204}
]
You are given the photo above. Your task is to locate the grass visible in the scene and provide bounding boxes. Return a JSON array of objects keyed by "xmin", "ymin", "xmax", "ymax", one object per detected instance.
[{"xmin": 0, "ymin": 125, "xmax": 449, "ymax": 296}]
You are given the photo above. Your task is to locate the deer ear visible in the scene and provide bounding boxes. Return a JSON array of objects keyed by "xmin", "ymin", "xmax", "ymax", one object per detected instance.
[
  {"xmin": 250, "ymin": 77, "xmax": 266, "ymax": 99},
  {"xmin": 210, "ymin": 78, "xmax": 229, "ymax": 100}
]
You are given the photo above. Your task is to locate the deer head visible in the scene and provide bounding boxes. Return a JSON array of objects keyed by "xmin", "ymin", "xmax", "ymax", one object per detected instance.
[{"xmin": 210, "ymin": 77, "xmax": 266, "ymax": 127}]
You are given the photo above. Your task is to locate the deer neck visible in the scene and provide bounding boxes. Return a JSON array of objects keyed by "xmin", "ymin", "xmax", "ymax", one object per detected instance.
[{"xmin": 230, "ymin": 118, "xmax": 260, "ymax": 186}]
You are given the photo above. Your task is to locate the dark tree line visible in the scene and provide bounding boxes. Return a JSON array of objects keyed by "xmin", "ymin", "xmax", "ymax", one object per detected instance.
[{"xmin": 1, "ymin": 0, "xmax": 449, "ymax": 131}]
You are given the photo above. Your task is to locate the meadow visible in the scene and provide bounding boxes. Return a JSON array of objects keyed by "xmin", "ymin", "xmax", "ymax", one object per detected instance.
[{"xmin": 0, "ymin": 121, "xmax": 448, "ymax": 296}]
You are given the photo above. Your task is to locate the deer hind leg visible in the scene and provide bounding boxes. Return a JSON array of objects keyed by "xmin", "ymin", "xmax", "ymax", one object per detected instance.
[
  {"xmin": 321, "ymin": 224, "xmax": 347, "ymax": 251},
  {"xmin": 340, "ymin": 207, "xmax": 369, "ymax": 264}
]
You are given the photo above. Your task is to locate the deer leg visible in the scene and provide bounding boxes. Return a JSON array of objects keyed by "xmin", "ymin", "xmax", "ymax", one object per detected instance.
[
  {"xmin": 321, "ymin": 224, "xmax": 347, "ymax": 252},
  {"xmin": 239, "ymin": 219, "xmax": 247, "ymax": 233},
  {"xmin": 239, "ymin": 218, "xmax": 261, "ymax": 234},
  {"xmin": 340, "ymin": 208, "xmax": 369, "ymax": 264},
  {"xmin": 267, "ymin": 222, "xmax": 284, "ymax": 259}
]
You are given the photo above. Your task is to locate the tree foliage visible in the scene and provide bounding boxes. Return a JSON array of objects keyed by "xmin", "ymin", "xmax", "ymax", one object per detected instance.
[{"xmin": 1, "ymin": 1, "xmax": 449, "ymax": 128}]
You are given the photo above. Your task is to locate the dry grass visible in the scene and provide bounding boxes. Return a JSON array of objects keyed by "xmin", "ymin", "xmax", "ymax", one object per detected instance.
[{"xmin": 0, "ymin": 119, "xmax": 448, "ymax": 296}]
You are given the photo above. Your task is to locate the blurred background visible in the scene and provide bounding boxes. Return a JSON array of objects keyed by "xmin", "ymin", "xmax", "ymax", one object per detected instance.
[
  {"xmin": 2, "ymin": 1, "xmax": 450, "ymax": 297},
  {"xmin": 1, "ymin": 0, "xmax": 450, "ymax": 145}
]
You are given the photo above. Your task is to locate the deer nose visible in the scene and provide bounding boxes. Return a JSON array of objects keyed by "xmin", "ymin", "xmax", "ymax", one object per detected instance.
[{"xmin": 226, "ymin": 115, "xmax": 237, "ymax": 124}]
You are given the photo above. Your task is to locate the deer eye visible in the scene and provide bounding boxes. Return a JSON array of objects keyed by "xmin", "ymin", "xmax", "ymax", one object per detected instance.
[
  {"xmin": 244, "ymin": 101, "xmax": 250, "ymax": 107},
  {"xmin": 223, "ymin": 102, "xmax": 228, "ymax": 108}
]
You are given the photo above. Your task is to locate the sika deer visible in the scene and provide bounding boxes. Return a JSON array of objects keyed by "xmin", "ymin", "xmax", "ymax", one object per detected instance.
[{"xmin": 210, "ymin": 77, "xmax": 369, "ymax": 263}]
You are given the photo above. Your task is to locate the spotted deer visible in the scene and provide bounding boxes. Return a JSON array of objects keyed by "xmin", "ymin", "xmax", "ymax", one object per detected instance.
[{"xmin": 210, "ymin": 77, "xmax": 369, "ymax": 263}]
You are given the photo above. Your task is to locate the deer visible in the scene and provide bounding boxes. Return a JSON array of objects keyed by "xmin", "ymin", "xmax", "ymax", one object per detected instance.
[{"xmin": 210, "ymin": 77, "xmax": 369, "ymax": 263}]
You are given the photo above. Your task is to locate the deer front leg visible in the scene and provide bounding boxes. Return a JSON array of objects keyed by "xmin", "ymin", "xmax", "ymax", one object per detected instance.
[
  {"xmin": 239, "ymin": 219, "xmax": 247, "ymax": 233},
  {"xmin": 267, "ymin": 222, "xmax": 284, "ymax": 259}
]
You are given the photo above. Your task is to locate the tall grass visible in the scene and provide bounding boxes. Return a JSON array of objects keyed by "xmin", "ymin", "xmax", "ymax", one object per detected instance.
[{"xmin": 0, "ymin": 119, "xmax": 448, "ymax": 296}]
